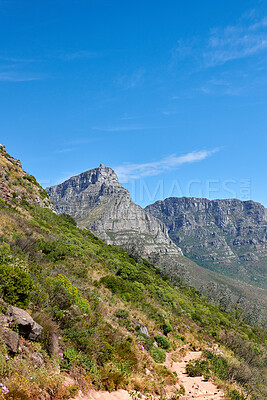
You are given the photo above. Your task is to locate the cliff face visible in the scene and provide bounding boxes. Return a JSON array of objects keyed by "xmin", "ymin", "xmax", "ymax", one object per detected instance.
[
  {"xmin": 47, "ymin": 165, "xmax": 181, "ymax": 256},
  {"xmin": 146, "ymin": 197, "xmax": 267, "ymax": 287}
]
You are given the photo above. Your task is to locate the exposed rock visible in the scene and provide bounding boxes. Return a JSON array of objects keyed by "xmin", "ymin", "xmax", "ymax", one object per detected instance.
[
  {"xmin": 0, "ymin": 314, "xmax": 10, "ymax": 328},
  {"xmin": 31, "ymin": 352, "xmax": 44, "ymax": 367},
  {"xmin": 7, "ymin": 305, "xmax": 43, "ymax": 341},
  {"xmin": 0, "ymin": 328, "xmax": 19, "ymax": 353},
  {"xmin": 140, "ymin": 325, "xmax": 150, "ymax": 337},
  {"xmin": 146, "ymin": 197, "xmax": 267, "ymax": 287},
  {"xmin": 0, "ymin": 145, "xmax": 55, "ymax": 210},
  {"xmin": 132, "ymin": 320, "xmax": 150, "ymax": 336},
  {"xmin": 47, "ymin": 166, "xmax": 182, "ymax": 257}
]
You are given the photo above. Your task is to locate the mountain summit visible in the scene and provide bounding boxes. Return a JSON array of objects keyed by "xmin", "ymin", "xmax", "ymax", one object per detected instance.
[{"xmin": 47, "ymin": 166, "xmax": 181, "ymax": 256}]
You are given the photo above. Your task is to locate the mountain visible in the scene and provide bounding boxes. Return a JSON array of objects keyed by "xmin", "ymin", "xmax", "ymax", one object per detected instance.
[
  {"xmin": 47, "ymin": 166, "xmax": 267, "ymax": 326},
  {"xmin": 146, "ymin": 197, "xmax": 267, "ymax": 288},
  {"xmin": 1, "ymin": 146, "xmax": 267, "ymax": 399},
  {"xmin": 1, "ymin": 146, "xmax": 267, "ymax": 400},
  {"xmin": 47, "ymin": 164, "xmax": 181, "ymax": 257}
]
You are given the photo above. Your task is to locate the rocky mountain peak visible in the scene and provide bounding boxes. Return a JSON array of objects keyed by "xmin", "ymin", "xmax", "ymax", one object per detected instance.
[{"xmin": 47, "ymin": 166, "xmax": 181, "ymax": 257}]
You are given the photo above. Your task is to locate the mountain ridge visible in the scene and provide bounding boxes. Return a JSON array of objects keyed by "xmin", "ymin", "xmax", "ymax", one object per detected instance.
[{"xmin": 146, "ymin": 196, "xmax": 267, "ymax": 288}]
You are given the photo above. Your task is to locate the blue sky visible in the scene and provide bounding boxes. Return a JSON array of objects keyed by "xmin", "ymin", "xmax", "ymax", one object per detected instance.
[{"xmin": 0, "ymin": 0, "xmax": 266, "ymax": 207}]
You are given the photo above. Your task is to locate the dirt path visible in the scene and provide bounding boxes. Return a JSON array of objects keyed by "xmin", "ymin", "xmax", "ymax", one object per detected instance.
[
  {"xmin": 164, "ymin": 350, "xmax": 225, "ymax": 399},
  {"xmin": 71, "ymin": 350, "xmax": 225, "ymax": 400}
]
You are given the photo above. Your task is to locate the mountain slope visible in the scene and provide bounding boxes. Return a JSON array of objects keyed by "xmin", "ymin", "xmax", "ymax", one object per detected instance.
[
  {"xmin": 47, "ymin": 165, "xmax": 181, "ymax": 256},
  {"xmin": 0, "ymin": 146, "xmax": 266, "ymax": 400},
  {"xmin": 146, "ymin": 197, "xmax": 267, "ymax": 288},
  {"xmin": 47, "ymin": 167, "xmax": 267, "ymax": 326}
]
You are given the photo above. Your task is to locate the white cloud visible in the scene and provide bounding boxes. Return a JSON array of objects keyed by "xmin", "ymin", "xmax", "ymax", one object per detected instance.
[
  {"xmin": 172, "ymin": 15, "xmax": 267, "ymax": 68},
  {"xmin": 204, "ymin": 17, "xmax": 267, "ymax": 67},
  {"xmin": 0, "ymin": 72, "xmax": 42, "ymax": 82},
  {"xmin": 114, "ymin": 149, "xmax": 219, "ymax": 183},
  {"xmin": 92, "ymin": 125, "xmax": 162, "ymax": 132}
]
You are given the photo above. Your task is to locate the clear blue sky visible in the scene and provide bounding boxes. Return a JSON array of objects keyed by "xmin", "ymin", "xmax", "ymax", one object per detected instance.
[{"xmin": 1, "ymin": 0, "xmax": 266, "ymax": 207}]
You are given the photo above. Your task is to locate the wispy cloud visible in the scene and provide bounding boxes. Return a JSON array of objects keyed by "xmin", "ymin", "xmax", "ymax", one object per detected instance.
[
  {"xmin": 198, "ymin": 78, "xmax": 242, "ymax": 96},
  {"xmin": 53, "ymin": 148, "xmax": 74, "ymax": 154},
  {"xmin": 60, "ymin": 50, "xmax": 103, "ymax": 61},
  {"xmin": 172, "ymin": 14, "xmax": 267, "ymax": 68},
  {"xmin": 116, "ymin": 68, "xmax": 145, "ymax": 90},
  {"xmin": 92, "ymin": 124, "xmax": 162, "ymax": 132},
  {"xmin": 0, "ymin": 72, "xmax": 42, "ymax": 82},
  {"xmin": 114, "ymin": 149, "xmax": 219, "ymax": 182},
  {"xmin": 204, "ymin": 17, "xmax": 267, "ymax": 67}
]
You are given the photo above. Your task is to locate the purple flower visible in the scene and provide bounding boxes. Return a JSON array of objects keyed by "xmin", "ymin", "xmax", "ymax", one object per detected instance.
[
  {"xmin": 141, "ymin": 345, "xmax": 145, "ymax": 352},
  {"xmin": 0, "ymin": 383, "xmax": 9, "ymax": 394},
  {"xmin": 158, "ymin": 331, "xmax": 162, "ymax": 335},
  {"xmin": 4, "ymin": 205, "xmax": 8, "ymax": 209}
]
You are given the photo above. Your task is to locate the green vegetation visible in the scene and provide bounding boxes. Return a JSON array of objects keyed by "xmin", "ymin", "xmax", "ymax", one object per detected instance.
[{"xmin": 0, "ymin": 194, "xmax": 266, "ymax": 399}]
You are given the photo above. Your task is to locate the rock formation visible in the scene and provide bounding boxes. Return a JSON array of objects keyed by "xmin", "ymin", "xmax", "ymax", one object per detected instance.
[
  {"xmin": 47, "ymin": 165, "xmax": 182, "ymax": 256},
  {"xmin": 146, "ymin": 197, "xmax": 267, "ymax": 287}
]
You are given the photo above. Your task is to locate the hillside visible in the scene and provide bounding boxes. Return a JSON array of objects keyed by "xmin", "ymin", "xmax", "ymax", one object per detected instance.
[
  {"xmin": 0, "ymin": 146, "xmax": 266, "ymax": 400},
  {"xmin": 47, "ymin": 166, "xmax": 267, "ymax": 327},
  {"xmin": 145, "ymin": 197, "xmax": 267, "ymax": 288}
]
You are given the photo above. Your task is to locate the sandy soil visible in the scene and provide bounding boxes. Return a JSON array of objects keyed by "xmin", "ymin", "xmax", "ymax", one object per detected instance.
[
  {"xmin": 71, "ymin": 350, "xmax": 225, "ymax": 400},
  {"xmin": 164, "ymin": 350, "xmax": 225, "ymax": 399}
]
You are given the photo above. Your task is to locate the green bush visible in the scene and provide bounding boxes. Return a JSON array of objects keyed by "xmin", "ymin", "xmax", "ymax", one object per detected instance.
[
  {"xmin": 162, "ymin": 321, "xmax": 173, "ymax": 335},
  {"xmin": 0, "ymin": 264, "xmax": 34, "ymax": 308},
  {"xmin": 150, "ymin": 347, "xmax": 166, "ymax": 363},
  {"xmin": 186, "ymin": 359, "xmax": 210, "ymax": 378},
  {"xmin": 46, "ymin": 274, "xmax": 91, "ymax": 314},
  {"xmin": 154, "ymin": 334, "xmax": 171, "ymax": 350},
  {"xmin": 115, "ymin": 309, "xmax": 129, "ymax": 319},
  {"xmin": 228, "ymin": 390, "xmax": 246, "ymax": 400}
]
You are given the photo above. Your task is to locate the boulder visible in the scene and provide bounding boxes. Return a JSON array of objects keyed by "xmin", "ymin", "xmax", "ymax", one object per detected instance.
[
  {"xmin": 132, "ymin": 320, "xmax": 150, "ymax": 336},
  {"xmin": 0, "ymin": 314, "xmax": 10, "ymax": 328},
  {"xmin": 0, "ymin": 328, "xmax": 19, "ymax": 353},
  {"xmin": 31, "ymin": 352, "xmax": 44, "ymax": 367},
  {"xmin": 7, "ymin": 305, "xmax": 43, "ymax": 341}
]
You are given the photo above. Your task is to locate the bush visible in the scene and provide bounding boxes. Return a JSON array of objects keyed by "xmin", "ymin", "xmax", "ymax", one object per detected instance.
[
  {"xmin": 162, "ymin": 321, "xmax": 173, "ymax": 335},
  {"xmin": 0, "ymin": 264, "xmax": 34, "ymax": 308},
  {"xmin": 154, "ymin": 334, "xmax": 171, "ymax": 350},
  {"xmin": 150, "ymin": 347, "xmax": 166, "ymax": 363},
  {"xmin": 115, "ymin": 309, "xmax": 129, "ymax": 319},
  {"xmin": 228, "ymin": 390, "xmax": 246, "ymax": 400},
  {"xmin": 186, "ymin": 359, "xmax": 210, "ymax": 378},
  {"xmin": 46, "ymin": 275, "xmax": 91, "ymax": 314}
]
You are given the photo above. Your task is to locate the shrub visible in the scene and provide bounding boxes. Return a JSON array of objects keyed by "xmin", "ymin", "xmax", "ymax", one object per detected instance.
[
  {"xmin": 186, "ymin": 359, "xmax": 210, "ymax": 378},
  {"xmin": 46, "ymin": 275, "xmax": 91, "ymax": 314},
  {"xmin": 150, "ymin": 347, "xmax": 166, "ymax": 363},
  {"xmin": 115, "ymin": 309, "xmax": 129, "ymax": 319},
  {"xmin": 0, "ymin": 264, "xmax": 34, "ymax": 308},
  {"xmin": 228, "ymin": 390, "xmax": 246, "ymax": 400},
  {"xmin": 154, "ymin": 334, "xmax": 171, "ymax": 350},
  {"xmin": 162, "ymin": 321, "xmax": 173, "ymax": 335}
]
